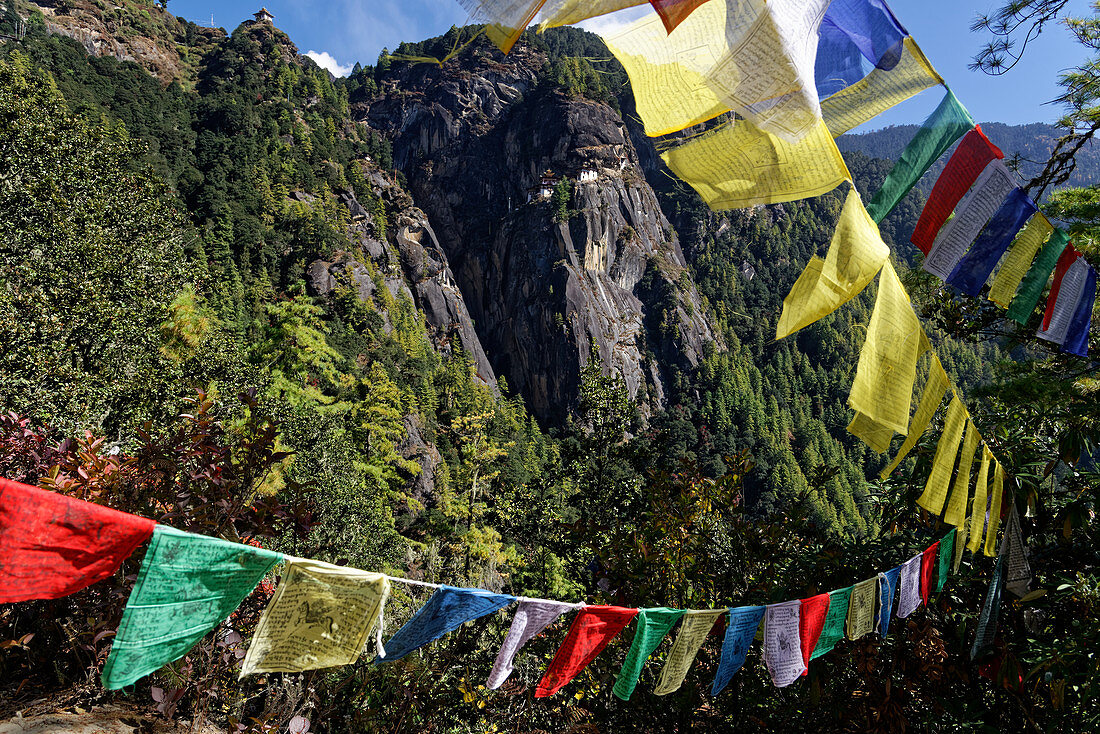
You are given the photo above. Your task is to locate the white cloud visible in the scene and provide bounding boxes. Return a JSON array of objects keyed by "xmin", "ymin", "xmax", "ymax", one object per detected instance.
[
  {"xmin": 577, "ymin": 5, "xmax": 651, "ymax": 38},
  {"xmin": 305, "ymin": 50, "xmax": 354, "ymax": 77}
]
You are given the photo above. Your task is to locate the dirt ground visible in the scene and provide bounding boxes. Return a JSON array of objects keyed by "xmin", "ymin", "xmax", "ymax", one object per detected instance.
[{"xmin": 0, "ymin": 704, "xmax": 224, "ymax": 734}]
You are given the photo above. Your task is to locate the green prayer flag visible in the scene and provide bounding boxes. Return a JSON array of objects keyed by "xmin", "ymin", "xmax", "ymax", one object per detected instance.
[
  {"xmin": 937, "ymin": 529, "xmax": 956, "ymax": 592},
  {"xmin": 1007, "ymin": 229, "xmax": 1070, "ymax": 324},
  {"xmin": 102, "ymin": 526, "xmax": 283, "ymax": 689},
  {"xmin": 866, "ymin": 88, "xmax": 974, "ymax": 223},
  {"xmin": 612, "ymin": 607, "xmax": 684, "ymax": 700},
  {"xmin": 811, "ymin": 586, "xmax": 852, "ymax": 660}
]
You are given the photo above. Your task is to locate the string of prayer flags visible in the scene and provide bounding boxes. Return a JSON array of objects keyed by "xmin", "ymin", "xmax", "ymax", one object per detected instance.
[
  {"xmin": 866, "ymin": 88, "xmax": 973, "ymax": 223},
  {"xmin": 897, "ymin": 555, "xmax": 922, "ymax": 619},
  {"xmin": 101, "ymin": 526, "xmax": 282, "ymax": 690},
  {"xmin": 1063, "ymin": 266, "xmax": 1096, "ymax": 357},
  {"xmin": 797, "ymin": 594, "xmax": 830, "ymax": 671},
  {"xmin": 876, "ymin": 568, "xmax": 901, "ymax": 636},
  {"xmin": 763, "ymin": 601, "xmax": 805, "ymax": 687},
  {"xmin": 240, "ymin": 559, "xmax": 389, "ymax": 678},
  {"xmin": 1007, "ymin": 229, "xmax": 1070, "ymax": 324},
  {"xmin": 846, "ymin": 578, "xmax": 877, "ymax": 639},
  {"xmin": 0, "ymin": 478, "xmax": 155, "ymax": 603},
  {"xmin": 613, "ymin": 607, "xmax": 685, "ymax": 700},
  {"xmin": 662, "ymin": 117, "xmax": 851, "ymax": 211},
  {"xmin": 847, "ymin": 261, "xmax": 929, "ymax": 451},
  {"xmin": 943, "ymin": 419, "xmax": 980, "ymax": 527},
  {"xmin": 923, "ymin": 160, "xmax": 1017, "ymax": 281},
  {"xmin": 988, "ymin": 214, "xmax": 1056, "ymax": 308},
  {"xmin": 880, "ymin": 354, "xmax": 950, "ymax": 478},
  {"xmin": 937, "ymin": 530, "xmax": 955, "ymax": 592},
  {"xmin": 915, "ymin": 394, "xmax": 966, "ymax": 515},
  {"xmin": 820, "ymin": 37, "xmax": 942, "ymax": 137},
  {"xmin": 812, "ymin": 587, "xmax": 852, "ymax": 660},
  {"xmin": 776, "ymin": 187, "xmax": 890, "ymax": 340},
  {"xmin": 648, "ymin": 0, "xmax": 712, "ymax": 32},
  {"xmin": 489, "ymin": 600, "xmax": 578, "ymax": 689},
  {"xmin": 971, "ymin": 545, "xmax": 1005, "ymax": 660},
  {"xmin": 711, "ymin": 606, "xmax": 765, "ymax": 695},
  {"xmin": 983, "ymin": 461, "xmax": 1006, "ymax": 557},
  {"xmin": 910, "ymin": 127, "xmax": 1004, "ymax": 254},
  {"xmin": 946, "ymin": 188, "xmax": 1037, "ymax": 297},
  {"xmin": 377, "ymin": 585, "xmax": 515, "ymax": 662},
  {"xmin": 1001, "ymin": 503, "xmax": 1032, "ymax": 598},
  {"xmin": 654, "ymin": 608, "xmax": 726, "ymax": 695},
  {"xmin": 967, "ymin": 446, "xmax": 993, "ymax": 554},
  {"xmin": 1039, "ymin": 255, "xmax": 1091, "ymax": 347},
  {"xmin": 920, "ymin": 543, "xmax": 939, "ymax": 606},
  {"xmin": 536, "ymin": 606, "xmax": 637, "ymax": 697}
]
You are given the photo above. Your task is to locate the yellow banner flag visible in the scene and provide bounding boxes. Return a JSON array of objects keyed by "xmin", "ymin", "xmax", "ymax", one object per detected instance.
[
  {"xmin": 915, "ymin": 395, "xmax": 966, "ymax": 515},
  {"xmin": 241, "ymin": 559, "xmax": 390, "ymax": 677},
  {"xmin": 846, "ymin": 578, "xmax": 877, "ymax": 640},
  {"xmin": 654, "ymin": 608, "xmax": 726, "ymax": 695},
  {"xmin": 943, "ymin": 420, "xmax": 980, "ymax": 526},
  {"xmin": 848, "ymin": 261, "xmax": 929, "ymax": 437},
  {"xmin": 880, "ymin": 354, "xmax": 950, "ymax": 478},
  {"xmin": 847, "ymin": 411, "xmax": 895, "ymax": 454},
  {"xmin": 776, "ymin": 188, "xmax": 889, "ymax": 339},
  {"xmin": 604, "ymin": 0, "xmax": 830, "ymax": 139},
  {"xmin": 987, "ymin": 213, "xmax": 1055, "ymax": 308},
  {"xmin": 662, "ymin": 117, "xmax": 851, "ymax": 211},
  {"xmin": 967, "ymin": 445, "xmax": 993, "ymax": 553},
  {"xmin": 538, "ymin": 0, "xmax": 646, "ymax": 28},
  {"xmin": 983, "ymin": 461, "xmax": 1006, "ymax": 556},
  {"xmin": 953, "ymin": 516, "xmax": 968, "ymax": 573},
  {"xmin": 822, "ymin": 38, "xmax": 943, "ymax": 137}
]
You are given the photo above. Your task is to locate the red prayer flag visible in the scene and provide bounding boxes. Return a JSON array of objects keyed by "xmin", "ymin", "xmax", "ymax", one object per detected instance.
[
  {"xmin": 1043, "ymin": 246, "xmax": 1080, "ymax": 331},
  {"xmin": 535, "ymin": 605, "xmax": 637, "ymax": 697},
  {"xmin": 0, "ymin": 477, "xmax": 155, "ymax": 603},
  {"xmin": 920, "ymin": 542, "xmax": 940, "ymax": 607},
  {"xmin": 911, "ymin": 127, "xmax": 1004, "ymax": 254},
  {"xmin": 798, "ymin": 593, "xmax": 830, "ymax": 674},
  {"xmin": 649, "ymin": 0, "xmax": 712, "ymax": 33}
]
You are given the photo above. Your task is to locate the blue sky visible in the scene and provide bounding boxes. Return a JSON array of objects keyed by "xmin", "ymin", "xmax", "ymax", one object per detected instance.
[{"xmin": 168, "ymin": 0, "xmax": 1094, "ymax": 129}]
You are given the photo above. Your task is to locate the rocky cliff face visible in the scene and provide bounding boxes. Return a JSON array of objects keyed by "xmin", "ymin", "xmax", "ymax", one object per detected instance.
[{"xmin": 361, "ymin": 41, "xmax": 719, "ymax": 421}]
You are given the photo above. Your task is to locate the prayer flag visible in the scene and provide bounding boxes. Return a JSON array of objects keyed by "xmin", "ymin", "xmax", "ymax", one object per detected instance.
[
  {"xmin": 1007, "ymin": 229, "xmax": 1069, "ymax": 324},
  {"xmin": 815, "ymin": 0, "xmax": 908, "ymax": 98},
  {"xmin": 1041, "ymin": 247, "xmax": 1081, "ymax": 333},
  {"xmin": 923, "ymin": 161, "xmax": 1017, "ymax": 281},
  {"xmin": 880, "ymin": 354, "xmax": 950, "ymax": 478},
  {"xmin": 711, "ymin": 606, "xmax": 765, "ymax": 695},
  {"xmin": 648, "ymin": 0, "xmax": 711, "ymax": 32},
  {"xmin": 866, "ymin": 88, "xmax": 973, "ymax": 222},
  {"xmin": 538, "ymin": 0, "xmax": 647, "ymax": 29},
  {"xmin": 1039, "ymin": 255, "xmax": 1089, "ymax": 346},
  {"xmin": 798, "ymin": 593, "xmax": 830, "ymax": 670},
  {"xmin": 654, "ymin": 608, "xmax": 726, "ymax": 695},
  {"xmin": 102, "ymin": 526, "xmax": 282, "ymax": 690},
  {"xmin": 661, "ymin": 118, "xmax": 851, "ymax": 211},
  {"xmin": 846, "ymin": 578, "xmax": 877, "ymax": 639},
  {"xmin": 911, "ymin": 127, "xmax": 1004, "ymax": 254},
  {"xmin": 920, "ymin": 542, "xmax": 939, "ymax": 606},
  {"xmin": 971, "ymin": 547, "xmax": 1005, "ymax": 660},
  {"xmin": 876, "ymin": 566, "xmax": 901, "ymax": 636},
  {"xmin": 896, "ymin": 555, "xmax": 922, "ymax": 619},
  {"xmin": 812, "ymin": 586, "xmax": 852, "ymax": 659},
  {"xmin": 954, "ymin": 516, "xmax": 969, "ymax": 573},
  {"xmin": 0, "ymin": 478, "xmax": 154, "ymax": 603},
  {"xmin": 988, "ymin": 214, "xmax": 1055, "ymax": 307},
  {"xmin": 937, "ymin": 529, "xmax": 956, "ymax": 593},
  {"xmin": 613, "ymin": 607, "xmax": 685, "ymax": 700},
  {"xmin": 776, "ymin": 187, "xmax": 889, "ymax": 340},
  {"xmin": 944, "ymin": 419, "xmax": 980, "ymax": 527},
  {"xmin": 536, "ymin": 606, "xmax": 637, "ymax": 697},
  {"xmin": 1001, "ymin": 503, "xmax": 1032, "ymax": 598},
  {"xmin": 983, "ymin": 462, "xmax": 1006, "ymax": 557},
  {"xmin": 1063, "ymin": 266, "xmax": 1096, "ymax": 358},
  {"xmin": 488, "ymin": 600, "xmax": 578, "ymax": 689},
  {"xmin": 764, "ymin": 601, "xmax": 805, "ymax": 687},
  {"xmin": 377, "ymin": 585, "xmax": 514, "ymax": 662},
  {"xmin": 916, "ymin": 395, "xmax": 966, "ymax": 515},
  {"xmin": 240, "ymin": 559, "xmax": 389, "ymax": 677},
  {"xmin": 459, "ymin": 0, "xmax": 546, "ymax": 54},
  {"xmin": 947, "ymin": 188, "xmax": 1037, "ymax": 296},
  {"xmin": 967, "ymin": 445, "xmax": 993, "ymax": 553}
]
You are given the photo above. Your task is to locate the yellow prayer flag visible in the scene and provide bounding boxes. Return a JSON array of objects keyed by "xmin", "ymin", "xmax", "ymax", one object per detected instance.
[
  {"xmin": 537, "ymin": 0, "xmax": 646, "ymax": 28},
  {"xmin": 776, "ymin": 188, "xmax": 889, "ymax": 339},
  {"xmin": 241, "ymin": 559, "xmax": 390, "ymax": 677},
  {"xmin": 604, "ymin": 0, "xmax": 830, "ymax": 139},
  {"xmin": 987, "ymin": 213, "xmax": 1055, "ymax": 308},
  {"xmin": 915, "ymin": 395, "xmax": 966, "ymax": 516},
  {"xmin": 953, "ymin": 516, "xmax": 968, "ymax": 573},
  {"xmin": 822, "ymin": 38, "xmax": 943, "ymax": 137},
  {"xmin": 848, "ymin": 261, "xmax": 929, "ymax": 437},
  {"xmin": 943, "ymin": 420, "xmax": 980, "ymax": 526},
  {"xmin": 880, "ymin": 354, "xmax": 950, "ymax": 478},
  {"xmin": 983, "ymin": 461, "xmax": 1006, "ymax": 556},
  {"xmin": 662, "ymin": 117, "xmax": 851, "ymax": 211},
  {"xmin": 459, "ymin": 0, "xmax": 548, "ymax": 54},
  {"xmin": 847, "ymin": 411, "xmax": 895, "ymax": 454},
  {"xmin": 846, "ymin": 578, "xmax": 876, "ymax": 640},
  {"xmin": 653, "ymin": 608, "xmax": 726, "ymax": 695},
  {"xmin": 967, "ymin": 445, "xmax": 993, "ymax": 554}
]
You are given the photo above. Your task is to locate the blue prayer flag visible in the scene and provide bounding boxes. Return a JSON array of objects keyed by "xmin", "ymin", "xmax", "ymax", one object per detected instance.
[
  {"xmin": 1063, "ymin": 266, "xmax": 1096, "ymax": 357},
  {"xmin": 947, "ymin": 188, "xmax": 1037, "ymax": 297},
  {"xmin": 877, "ymin": 566, "xmax": 902, "ymax": 637},
  {"xmin": 377, "ymin": 585, "xmax": 515, "ymax": 662},
  {"xmin": 711, "ymin": 606, "xmax": 765, "ymax": 695},
  {"xmin": 816, "ymin": 0, "xmax": 908, "ymax": 97}
]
